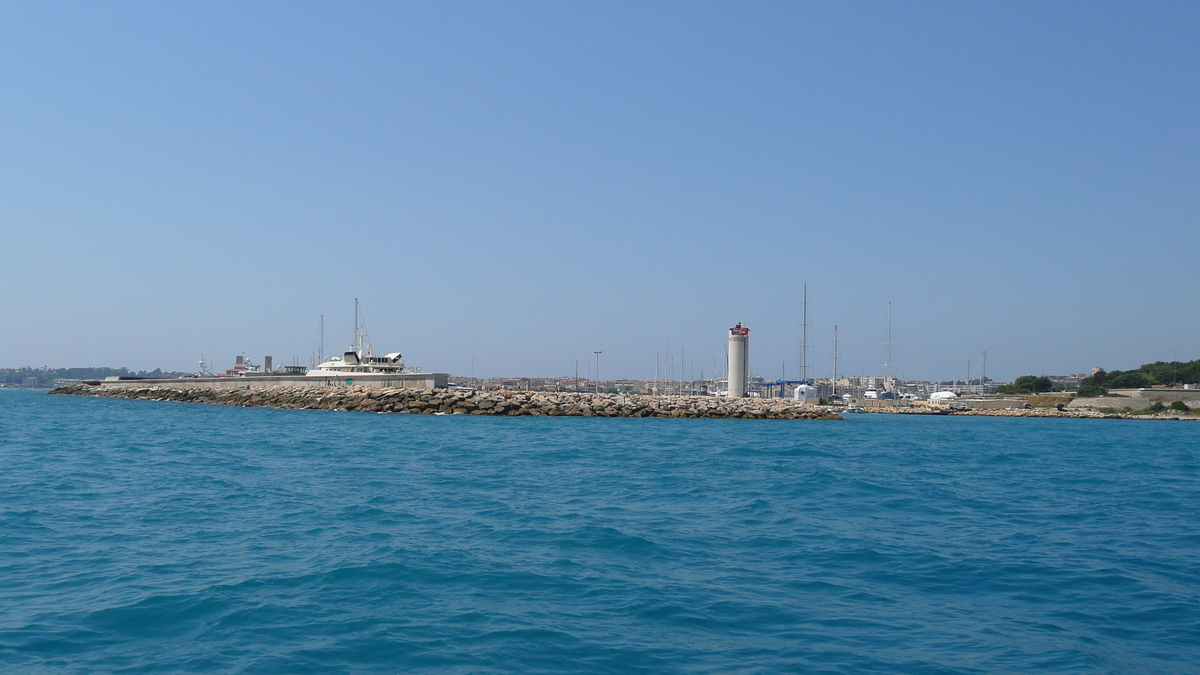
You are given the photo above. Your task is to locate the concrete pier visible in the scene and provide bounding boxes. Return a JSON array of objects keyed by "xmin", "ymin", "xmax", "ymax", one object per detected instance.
[{"xmin": 90, "ymin": 372, "xmax": 448, "ymax": 391}]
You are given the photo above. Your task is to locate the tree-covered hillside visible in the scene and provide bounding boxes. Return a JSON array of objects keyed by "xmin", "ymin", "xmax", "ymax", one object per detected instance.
[
  {"xmin": 1078, "ymin": 360, "xmax": 1199, "ymax": 397},
  {"xmin": 995, "ymin": 376, "xmax": 1057, "ymax": 394}
]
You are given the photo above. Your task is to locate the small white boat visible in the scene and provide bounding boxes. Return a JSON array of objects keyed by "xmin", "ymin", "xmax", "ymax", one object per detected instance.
[{"xmin": 845, "ymin": 404, "xmax": 867, "ymax": 413}]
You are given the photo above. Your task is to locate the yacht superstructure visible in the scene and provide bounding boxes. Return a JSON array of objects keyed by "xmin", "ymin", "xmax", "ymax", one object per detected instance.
[{"xmin": 306, "ymin": 300, "xmax": 416, "ymax": 377}]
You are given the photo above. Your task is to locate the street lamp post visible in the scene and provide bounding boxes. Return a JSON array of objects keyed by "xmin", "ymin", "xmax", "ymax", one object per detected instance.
[{"xmin": 594, "ymin": 351, "xmax": 602, "ymax": 394}]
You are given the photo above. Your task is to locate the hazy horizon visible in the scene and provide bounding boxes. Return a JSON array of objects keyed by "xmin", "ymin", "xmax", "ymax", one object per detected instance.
[{"xmin": 3, "ymin": 2, "xmax": 1197, "ymax": 381}]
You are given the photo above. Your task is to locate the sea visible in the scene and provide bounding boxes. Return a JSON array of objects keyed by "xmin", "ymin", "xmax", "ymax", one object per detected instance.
[{"xmin": 1, "ymin": 389, "xmax": 1198, "ymax": 674}]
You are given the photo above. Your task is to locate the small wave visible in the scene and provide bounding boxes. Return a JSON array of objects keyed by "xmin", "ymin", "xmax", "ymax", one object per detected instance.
[{"xmin": 1, "ymin": 392, "xmax": 1197, "ymax": 673}]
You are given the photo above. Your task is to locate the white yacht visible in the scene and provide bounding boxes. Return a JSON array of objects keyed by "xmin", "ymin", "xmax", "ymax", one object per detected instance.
[
  {"xmin": 307, "ymin": 300, "xmax": 416, "ymax": 377},
  {"xmin": 307, "ymin": 350, "xmax": 408, "ymax": 376}
]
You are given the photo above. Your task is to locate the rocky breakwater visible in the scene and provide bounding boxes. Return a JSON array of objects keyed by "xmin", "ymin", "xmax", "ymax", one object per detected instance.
[
  {"xmin": 49, "ymin": 384, "xmax": 842, "ymax": 420},
  {"xmin": 851, "ymin": 405, "xmax": 1198, "ymax": 420},
  {"xmin": 947, "ymin": 408, "xmax": 1199, "ymax": 421}
]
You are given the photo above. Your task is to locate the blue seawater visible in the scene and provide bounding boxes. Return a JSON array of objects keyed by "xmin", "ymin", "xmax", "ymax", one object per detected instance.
[{"xmin": 1, "ymin": 390, "xmax": 1198, "ymax": 674}]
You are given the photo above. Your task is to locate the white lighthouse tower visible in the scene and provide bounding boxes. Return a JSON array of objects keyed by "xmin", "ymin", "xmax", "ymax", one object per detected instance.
[{"xmin": 727, "ymin": 323, "xmax": 750, "ymax": 398}]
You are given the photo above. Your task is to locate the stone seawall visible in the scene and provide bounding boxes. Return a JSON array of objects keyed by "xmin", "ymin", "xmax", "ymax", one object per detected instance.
[
  {"xmin": 854, "ymin": 405, "xmax": 1198, "ymax": 420},
  {"xmin": 1067, "ymin": 396, "xmax": 1200, "ymax": 412},
  {"xmin": 49, "ymin": 384, "xmax": 842, "ymax": 420}
]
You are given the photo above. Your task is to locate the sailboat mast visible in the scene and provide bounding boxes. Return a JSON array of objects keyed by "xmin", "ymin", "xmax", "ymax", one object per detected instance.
[
  {"xmin": 801, "ymin": 283, "xmax": 809, "ymax": 382},
  {"xmin": 833, "ymin": 324, "xmax": 839, "ymax": 397},
  {"xmin": 887, "ymin": 302, "xmax": 893, "ymax": 383}
]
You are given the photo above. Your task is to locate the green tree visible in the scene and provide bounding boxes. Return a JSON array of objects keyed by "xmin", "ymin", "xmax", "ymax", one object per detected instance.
[
  {"xmin": 1108, "ymin": 372, "xmax": 1151, "ymax": 388},
  {"xmin": 1077, "ymin": 369, "xmax": 1108, "ymax": 397},
  {"xmin": 996, "ymin": 375, "xmax": 1054, "ymax": 394}
]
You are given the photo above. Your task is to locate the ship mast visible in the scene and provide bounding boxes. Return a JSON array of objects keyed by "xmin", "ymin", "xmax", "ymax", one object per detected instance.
[
  {"xmin": 352, "ymin": 298, "xmax": 373, "ymax": 357},
  {"xmin": 799, "ymin": 283, "xmax": 809, "ymax": 383},
  {"xmin": 887, "ymin": 301, "xmax": 893, "ymax": 388},
  {"xmin": 833, "ymin": 324, "xmax": 839, "ymax": 398}
]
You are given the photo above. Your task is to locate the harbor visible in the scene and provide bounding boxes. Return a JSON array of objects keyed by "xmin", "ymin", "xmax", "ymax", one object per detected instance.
[{"xmin": 53, "ymin": 311, "xmax": 1196, "ymax": 421}]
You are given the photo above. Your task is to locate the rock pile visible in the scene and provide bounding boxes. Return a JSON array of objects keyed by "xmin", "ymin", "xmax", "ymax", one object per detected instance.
[
  {"xmin": 49, "ymin": 384, "xmax": 842, "ymax": 420},
  {"xmin": 947, "ymin": 408, "xmax": 1197, "ymax": 420},
  {"xmin": 861, "ymin": 405, "xmax": 1197, "ymax": 420}
]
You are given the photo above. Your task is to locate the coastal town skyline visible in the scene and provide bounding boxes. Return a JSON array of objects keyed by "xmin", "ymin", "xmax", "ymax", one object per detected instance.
[{"xmin": 1, "ymin": 298, "xmax": 1191, "ymax": 384}]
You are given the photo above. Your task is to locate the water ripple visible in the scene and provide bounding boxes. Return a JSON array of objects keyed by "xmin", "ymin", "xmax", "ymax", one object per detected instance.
[{"xmin": 1, "ymin": 391, "xmax": 1198, "ymax": 673}]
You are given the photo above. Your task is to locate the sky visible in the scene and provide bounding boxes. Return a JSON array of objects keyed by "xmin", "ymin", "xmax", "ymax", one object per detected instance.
[{"xmin": 2, "ymin": 1, "xmax": 1197, "ymax": 382}]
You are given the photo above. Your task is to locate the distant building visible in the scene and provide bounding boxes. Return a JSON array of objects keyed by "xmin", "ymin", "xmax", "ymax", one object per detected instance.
[
  {"xmin": 223, "ymin": 355, "xmax": 259, "ymax": 377},
  {"xmin": 611, "ymin": 379, "xmax": 639, "ymax": 394},
  {"xmin": 1049, "ymin": 374, "xmax": 1086, "ymax": 388}
]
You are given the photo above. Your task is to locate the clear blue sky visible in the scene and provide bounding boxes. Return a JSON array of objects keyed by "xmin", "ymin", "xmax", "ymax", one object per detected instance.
[{"xmin": 2, "ymin": 2, "xmax": 1197, "ymax": 381}]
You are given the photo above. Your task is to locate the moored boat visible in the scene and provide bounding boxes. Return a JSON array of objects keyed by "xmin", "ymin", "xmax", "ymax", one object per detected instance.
[{"xmin": 307, "ymin": 300, "xmax": 418, "ymax": 378}]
